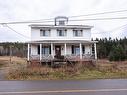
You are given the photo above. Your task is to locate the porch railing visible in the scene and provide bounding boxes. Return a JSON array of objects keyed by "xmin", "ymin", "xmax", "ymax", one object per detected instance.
[
  {"xmin": 30, "ymin": 54, "xmax": 95, "ymax": 61},
  {"xmin": 30, "ymin": 54, "xmax": 53, "ymax": 60},
  {"xmin": 30, "ymin": 55, "xmax": 40, "ymax": 60}
]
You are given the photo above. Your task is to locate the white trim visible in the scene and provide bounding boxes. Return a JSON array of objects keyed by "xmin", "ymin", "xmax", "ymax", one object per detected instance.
[
  {"xmin": 29, "ymin": 24, "xmax": 93, "ymax": 29},
  {"xmin": 27, "ymin": 40, "xmax": 97, "ymax": 44}
]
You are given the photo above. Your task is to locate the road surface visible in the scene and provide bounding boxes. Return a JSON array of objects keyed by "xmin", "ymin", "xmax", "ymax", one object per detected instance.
[{"xmin": 0, "ymin": 79, "xmax": 127, "ymax": 95}]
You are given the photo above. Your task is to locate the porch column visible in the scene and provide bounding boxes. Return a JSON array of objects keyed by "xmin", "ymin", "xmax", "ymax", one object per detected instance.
[
  {"xmin": 80, "ymin": 43, "xmax": 82, "ymax": 59},
  {"xmin": 94, "ymin": 43, "xmax": 97, "ymax": 59},
  {"xmin": 64, "ymin": 43, "xmax": 67, "ymax": 56},
  {"xmin": 27, "ymin": 43, "xmax": 30, "ymax": 61},
  {"xmin": 51, "ymin": 43, "xmax": 54, "ymax": 58},
  {"xmin": 40, "ymin": 44, "xmax": 42, "ymax": 61},
  {"xmin": 90, "ymin": 44, "xmax": 92, "ymax": 55}
]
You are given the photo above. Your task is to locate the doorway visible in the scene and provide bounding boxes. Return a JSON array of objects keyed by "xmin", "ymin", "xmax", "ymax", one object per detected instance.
[{"xmin": 55, "ymin": 45, "xmax": 61, "ymax": 56}]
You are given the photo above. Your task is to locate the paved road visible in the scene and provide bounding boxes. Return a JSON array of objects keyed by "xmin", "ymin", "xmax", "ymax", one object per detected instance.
[{"xmin": 0, "ymin": 79, "xmax": 127, "ymax": 95}]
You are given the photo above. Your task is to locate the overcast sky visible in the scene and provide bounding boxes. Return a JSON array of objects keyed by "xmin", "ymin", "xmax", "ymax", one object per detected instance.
[{"xmin": 0, "ymin": 0, "xmax": 127, "ymax": 42}]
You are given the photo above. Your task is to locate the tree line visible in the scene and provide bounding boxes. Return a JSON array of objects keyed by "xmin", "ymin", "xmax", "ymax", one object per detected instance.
[
  {"xmin": 0, "ymin": 42, "xmax": 27, "ymax": 57},
  {"xmin": 95, "ymin": 37, "xmax": 127, "ymax": 61}
]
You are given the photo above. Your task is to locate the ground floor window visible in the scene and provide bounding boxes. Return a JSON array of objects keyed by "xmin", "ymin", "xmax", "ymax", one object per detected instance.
[
  {"xmin": 74, "ymin": 46, "xmax": 80, "ymax": 55},
  {"xmin": 38, "ymin": 45, "xmax": 51, "ymax": 55},
  {"xmin": 72, "ymin": 45, "xmax": 85, "ymax": 55},
  {"xmin": 42, "ymin": 46, "xmax": 50, "ymax": 55}
]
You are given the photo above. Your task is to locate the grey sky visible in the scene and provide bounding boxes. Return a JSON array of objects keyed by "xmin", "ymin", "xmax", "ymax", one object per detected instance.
[{"xmin": 0, "ymin": 0, "xmax": 127, "ymax": 42}]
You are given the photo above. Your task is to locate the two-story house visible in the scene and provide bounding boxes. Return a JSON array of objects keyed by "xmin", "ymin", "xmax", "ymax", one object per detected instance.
[{"xmin": 27, "ymin": 16, "xmax": 97, "ymax": 64}]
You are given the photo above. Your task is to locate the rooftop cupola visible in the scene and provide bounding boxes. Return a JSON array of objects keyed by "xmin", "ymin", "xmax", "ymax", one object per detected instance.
[{"xmin": 55, "ymin": 16, "xmax": 68, "ymax": 26}]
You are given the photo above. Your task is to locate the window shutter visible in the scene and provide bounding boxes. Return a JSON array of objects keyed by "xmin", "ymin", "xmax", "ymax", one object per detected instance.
[
  {"xmin": 38, "ymin": 45, "xmax": 40, "ymax": 54},
  {"xmin": 49, "ymin": 46, "xmax": 51, "ymax": 54},
  {"xmin": 82, "ymin": 45, "xmax": 85, "ymax": 54},
  {"xmin": 72, "ymin": 45, "xmax": 74, "ymax": 54}
]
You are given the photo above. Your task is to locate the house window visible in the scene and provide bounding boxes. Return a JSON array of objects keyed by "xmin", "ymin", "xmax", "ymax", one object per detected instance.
[
  {"xmin": 37, "ymin": 45, "xmax": 51, "ymax": 55},
  {"xmin": 57, "ymin": 29, "xmax": 67, "ymax": 36},
  {"xmin": 73, "ymin": 30, "xmax": 83, "ymax": 37},
  {"xmin": 72, "ymin": 45, "xmax": 80, "ymax": 55},
  {"xmin": 40, "ymin": 29, "xmax": 50, "ymax": 36},
  {"xmin": 72, "ymin": 45, "xmax": 85, "ymax": 55},
  {"xmin": 42, "ymin": 46, "xmax": 51, "ymax": 55},
  {"xmin": 59, "ymin": 21, "xmax": 65, "ymax": 25}
]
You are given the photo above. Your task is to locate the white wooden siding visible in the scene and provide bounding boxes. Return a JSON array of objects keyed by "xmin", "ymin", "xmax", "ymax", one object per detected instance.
[{"xmin": 31, "ymin": 28, "xmax": 91, "ymax": 41}]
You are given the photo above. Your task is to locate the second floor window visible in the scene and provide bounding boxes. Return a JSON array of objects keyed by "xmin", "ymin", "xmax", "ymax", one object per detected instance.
[
  {"xmin": 40, "ymin": 29, "xmax": 50, "ymax": 36},
  {"xmin": 73, "ymin": 30, "xmax": 83, "ymax": 37},
  {"xmin": 57, "ymin": 29, "xmax": 67, "ymax": 36}
]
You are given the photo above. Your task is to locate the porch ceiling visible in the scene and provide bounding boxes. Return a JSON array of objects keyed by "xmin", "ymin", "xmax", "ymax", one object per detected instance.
[{"xmin": 27, "ymin": 40, "xmax": 97, "ymax": 44}]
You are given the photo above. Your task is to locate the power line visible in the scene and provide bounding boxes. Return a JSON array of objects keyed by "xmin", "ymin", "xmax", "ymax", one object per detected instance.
[
  {"xmin": 1, "ymin": 9, "xmax": 127, "ymax": 24},
  {"xmin": 1, "ymin": 16, "xmax": 127, "ymax": 25},
  {"xmin": 69, "ymin": 17, "xmax": 127, "ymax": 21},
  {"xmin": 0, "ymin": 20, "xmax": 53, "ymax": 24},
  {"xmin": 0, "ymin": 17, "xmax": 54, "ymax": 24},
  {"xmin": 92, "ymin": 24, "xmax": 127, "ymax": 34},
  {"xmin": 5, "ymin": 24, "xmax": 30, "ymax": 39},
  {"xmin": 68, "ymin": 9, "xmax": 127, "ymax": 18}
]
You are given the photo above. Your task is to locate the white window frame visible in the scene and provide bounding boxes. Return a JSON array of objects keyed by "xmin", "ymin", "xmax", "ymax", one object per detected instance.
[
  {"xmin": 57, "ymin": 29, "xmax": 67, "ymax": 36},
  {"xmin": 59, "ymin": 21, "xmax": 65, "ymax": 25},
  {"xmin": 40, "ymin": 29, "xmax": 50, "ymax": 37},
  {"xmin": 42, "ymin": 46, "xmax": 50, "ymax": 55},
  {"xmin": 73, "ymin": 30, "xmax": 83, "ymax": 37}
]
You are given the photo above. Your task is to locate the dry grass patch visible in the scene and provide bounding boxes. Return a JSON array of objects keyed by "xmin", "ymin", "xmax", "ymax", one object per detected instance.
[{"xmin": 4, "ymin": 58, "xmax": 127, "ymax": 80}]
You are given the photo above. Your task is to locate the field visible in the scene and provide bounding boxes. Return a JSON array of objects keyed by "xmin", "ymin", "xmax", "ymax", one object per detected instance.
[{"xmin": 0, "ymin": 56, "xmax": 127, "ymax": 80}]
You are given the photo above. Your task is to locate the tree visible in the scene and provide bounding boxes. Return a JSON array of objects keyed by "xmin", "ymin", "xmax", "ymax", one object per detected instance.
[{"xmin": 109, "ymin": 45, "xmax": 126, "ymax": 61}]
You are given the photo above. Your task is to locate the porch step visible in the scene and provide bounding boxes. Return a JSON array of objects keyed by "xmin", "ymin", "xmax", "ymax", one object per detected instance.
[
  {"xmin": 53, "ymin": 62, "xmax": 66, "ymax": 65},
  {"xmin": 52, "ymin": 62, "xmax": 67, "ymax": 67}
]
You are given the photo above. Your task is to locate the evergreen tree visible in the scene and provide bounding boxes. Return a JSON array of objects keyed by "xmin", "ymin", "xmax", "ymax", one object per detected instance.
[{"xmin": 109, "ymin": 45, "xmax": 126, "ymax": 61}]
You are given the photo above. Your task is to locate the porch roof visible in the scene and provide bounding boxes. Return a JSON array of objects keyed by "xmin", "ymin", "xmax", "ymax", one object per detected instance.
[{"xmin": 27, "ymin": 40, "xmax": 97, "ymax": 44}]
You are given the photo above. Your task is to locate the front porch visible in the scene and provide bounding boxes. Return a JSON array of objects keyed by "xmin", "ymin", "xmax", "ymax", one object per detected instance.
[{"xmin": 27, "ymin": 40, "xmax": 97, "ymax": 64}]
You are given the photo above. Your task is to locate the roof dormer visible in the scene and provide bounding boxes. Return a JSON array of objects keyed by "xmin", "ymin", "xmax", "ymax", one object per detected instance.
[{"xmin": 54, "ymin": 16, "xmax": 68, "ymax": 26}]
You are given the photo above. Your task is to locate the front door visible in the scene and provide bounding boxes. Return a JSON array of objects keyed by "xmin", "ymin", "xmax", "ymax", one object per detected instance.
[{"xmin": 55, "ymin": 45, "xmax": 61, "ymax": 57}]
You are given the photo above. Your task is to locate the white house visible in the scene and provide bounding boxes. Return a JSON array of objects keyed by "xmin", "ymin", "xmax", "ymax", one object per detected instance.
[{"xmin": 27, "ymin": 16, "xmax": 97, "ymax": 63}]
